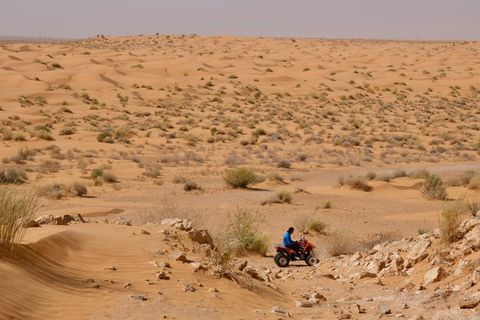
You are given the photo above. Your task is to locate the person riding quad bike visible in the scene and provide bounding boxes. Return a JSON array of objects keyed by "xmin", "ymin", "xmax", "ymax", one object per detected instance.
[{"xmin": 275, "ymin": 227, "xmax": 317, "ymax": 267}]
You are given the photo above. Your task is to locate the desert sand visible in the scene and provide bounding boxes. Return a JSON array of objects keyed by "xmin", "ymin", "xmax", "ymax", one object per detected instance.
[{"xmin": 0, "ymin": 35, "xmax": 480, "ymax": 319}]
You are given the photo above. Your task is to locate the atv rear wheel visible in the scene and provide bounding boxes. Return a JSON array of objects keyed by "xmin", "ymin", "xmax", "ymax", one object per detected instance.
[
  {"xmin": 274, "ymin": 252, "xmax": 290, "ymax": 267},
  {"xmin": 305, "ymin": 253, "xmax": 317, "ymax": 266}
]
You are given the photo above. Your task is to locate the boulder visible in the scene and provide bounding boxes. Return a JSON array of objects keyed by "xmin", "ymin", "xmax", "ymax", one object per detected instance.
[
  {"xmin": 424, "ymin": 266, "xmax": 447, "ymax": 284},
  {"xmin": 187, "ymin": 229, "xmax": 214, "ymax": 246},
  {"xmin": 35, "ymin": 215, "xmax": 62, "ymax": 225},
  {"xmin": 406, "ymin": 239, "xmax": 431, "ymax": 266},
  {"xmin": 235, "ymin": 259, "xmax": 248, "ymax": 271},
  {"xmin": 23, "ymin": 218, "xmax": 39, "ymax": 228},
  {"xmin": 169, "ymin": 252, "xmax": 187, "ymax": 262},
  {"xmin": 270, "ymin": 306, "xmax": 291, "ymax": 318},
  {"xmin": 458, "ymin": 295, "xmax": 479, "ymax": 308},
  {"xmin": 294, "ymin": 301, "xmax": 312, "ymax": 308},
  {"xmin": 161, "ymin": 218, "xmax": 193, "ymax": 231},
  {"xmin": 62, "ymin": 214, "xmax": 74, "ymax": 224},
  {"xmin": 366, "ymin": 259, "xmax": 386, "ymax": 274}
]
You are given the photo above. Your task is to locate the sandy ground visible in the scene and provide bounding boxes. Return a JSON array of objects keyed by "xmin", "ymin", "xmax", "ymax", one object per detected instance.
[{"xmin": 1, "ymin": 35, "xmax": 480, "ymax": 319}]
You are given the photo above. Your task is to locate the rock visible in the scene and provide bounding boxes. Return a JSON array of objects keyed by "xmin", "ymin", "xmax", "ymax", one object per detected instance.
[
  {"xmin": 187, "ymin": 229, "xmax": 214, "ymax": 246},
  {"xmin": 85, "ymin": 278, "xmax": 95, "ymax": 283},
  {"xmin": 169, "ymin": 252, "xmax": 187, "ymax": 262},
  {"xmin": 105, "ymin": 266, "xmax": 117, "ymax": 271},
  {"xmin": 235, "ymin": 259, "xmax": 248, "ymax": 271},
  {"xmin": 366, "ymin": 259, "xmax": 386, "ymax": 274},
  {"xmin": 270, "ymin": 306, "xmax": 291, "ymax": 317},
  {"xmin": 406, "ymin": 239, "xmax": 431, "ymax": 266},
  {"xmin": 62, "ymin": 214, "xmax": 74, "ymax": 224},
  {"xmin": 23, "ymin": 218, "xmax": 39, "ymax": 228},
  {"xmin": 378, "ymin": 306, "xmax": 391, "ymax": 314},
  {"xmin": 141, "ymin": 229, "xmax": 151, "ymax": 235},
  {"xmin": 161, "ymin": 218, "xmax": 193, "ymax": 231},
  {"xmin": 463, "ymin": 225, "xmax": 480, "ymax": 250},
  {"xmin": 183, "ymin": 283, "xmax": 195, "ymax": 292},
  {"xmin": 208, "ymin": 287, "xmax": 219, "ymax": 292},
  {"xmin": 124, "ymin": 283, "xmax": 131, "ymax": 288},
  {"xmin": 156, "ymin": 271, "xmax": 168, "ymax": 280},
  {"xmin": 311, "ymin": 292, "xmax": 327, "ymax": 301},
  {"xmin": 458, "ymin": 295, "xmax": 479, "ymax": 308},
  {"xmin": 131, "ymin": 295, "xmax": 147, "ymax": 301},
  {"xmin": 453, "ymin": 280, "xmax": 473, "ymax": 292},
  {"xmin": 191, "ymin": 262, "xmax": 207, "ymax": 272},
  {"xmin": 114, "ymin": 217, "xmax": 131, "ymax": 226},
  {"xmin": 348, "ymin": 303, "xmax": 366, "ymax": 314},
  {"xmin": 423, "ymin": 266, "xmax": 446, "ymax": 284},
  {"xmin": 35, "ymin": 215, "xmax": 63, "ymax": 225},
  {"xmin": 351, "ymin": 271, "xmax": 377, "ymax": 280},
  {"xmin": 254, "ymin": 309, "xmax": 265, "ymax": 315},
  {"xmin": 408, "ymin": 315, "xmax": 424, "ymax": 320},
  {"xmin": 350, "ymin": 252, "xmax": 363, "ymax": 262},
  {"xmin": 91, "ymin": 283, "xmax": 100, "ymax": 288},
  {"xmin": 294, "ymin": 301, "xmax": 312, "ymax": 308},
  {"xmin": 244, "ymin": 266, "xmax": 270, "ymax": 282}
]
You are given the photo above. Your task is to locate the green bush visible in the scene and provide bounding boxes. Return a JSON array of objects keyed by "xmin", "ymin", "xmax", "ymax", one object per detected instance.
[
  {"xmin": 223, "ymin": 168, "xmax": 257, "ymax": 188},
  {"xmin": 0, "ymin": 187, "xmax": 37, "ymax": 252},
  {"xmin": 229, "ymin": 207, "xmax": 269, "ymax": 256},
  {"xmin": 91, "ymin": 168, "xmax": 103, "ymax": 180},
  {"xmin": 421, "ymin": 174, "xmax": 447, "ymax": 200}
]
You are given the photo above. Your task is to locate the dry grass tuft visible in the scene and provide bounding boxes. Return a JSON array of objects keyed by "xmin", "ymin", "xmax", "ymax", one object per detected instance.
[
  {"xmin": 223, "ymin": 168, "xmax": 257, "ymax": 188},
  {"xmin": 296, "ymin": 214, "xmax": 326, "ymax": 234},
  {"xmin": 421, "ymin": 174, "xmax": 447, "ymax": 200},
  {"xmin": 321, "ymin": 229, "xmax": 363, "ymax": 257},
  {"xmin": 0, "ymin": 187, "xmax": 37, "ymax": 253}
]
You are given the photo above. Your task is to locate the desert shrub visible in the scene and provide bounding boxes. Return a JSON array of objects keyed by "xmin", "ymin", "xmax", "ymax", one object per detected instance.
[
  {"xmin": 322, "ymin": 200, "xmax": 332, "ymax": 209},
  {"xmin": 468, "ymin": 176, "xmax": 480, "ymax": 190},
  {"xmin": 143, "ymin": 168, "xmax": 161, "ymax": 178},
  {"xmin": 72, "ymin": 182, "xmax": 87, "ymax": 196},
  {"xmin": 337, "ymin": 174, "xmax": 372, "ymax": 192},
  {"xmin": 59, "ymin": 127, "xmax": 76, "ymax": 135},
  {"xmin": 38, "ymin": 160, "xmax": 60, "ymax": 174},
  {"xmin": 366, "ymin": 171, "xmax": 377, "ymax": 180},
  {"xmin": 296, "ymin": 214, "xmax": 326, "ymax": 233},
  {"xmin": 439, "ymin": 201, "xmax": 463, "ymax": 244},
  {"xmin": 97, "ymin": 133, "xmax": 107, "ymax": 142},
  {"xmin": 321, "ymin": 229, "xmax": 362, "ymax": 257},
  {"xmin": 102, "ymin": 171, "xmax": 117, "ymax": 183},
  {"xmin": 421, "ymin": 174, "xmax": 447, "ymax": 200},
  {"xmin": 172, "ymin": 176, "xmax": 188, "ymax": 184},
  {"xmin": 184, "ymin": 181, "xmax": 201, "ymax": 191},
  {"xmin": 223, "ymin": 168, "xmax": 257, "ymax": 188},
  {"xmin": 277, "ymin": 160, "xmax": 291, "ymax": 169},
  {"xmin": 0, "ymin": 168, "xmax": 27, "ymax": 184},
  {"xmin": 392, "ymin": 169, "xmax": 407, "ymax": 179},
  {"xmin": 297, "ymin": 154, "xmax": 308, "ymax": 162},
  {"xmin": 466, "ymin": 199, "xmax": 480, "ymax": 217},
  {"xmin": 91, "ymin": 168, "xmax": 103, "ymax": 180},
  {"xmin": 268, "ymin": 190, "xmax": 292, "ymax": 204},
  {"xmin": 36, "ymin": 183, "xmax": 66, "ymax": 199},
  {"xmin": 229, "ymin": 207, "xmax": 269, "ymax": 256},
  {"xmin": 0, "ymin": 187, "xmax": 37, "ymax": 252},
  {"xmin": 408, "ymin": 168, "xmax": 430, "ymax": 179},
  {"xmin": 418, "ymin": 228, "xmax": 430, "ymax": 235},
  {"xmin": 363, "ymin": 231, "xmax": 403, "ymax": 250},
  {"xmin": 32, "ymin": 129, "xmax": 54, "ymax": 141}
]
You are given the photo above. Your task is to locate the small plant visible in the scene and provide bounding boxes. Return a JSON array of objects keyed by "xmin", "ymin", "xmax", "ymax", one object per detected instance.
[
  {"xmin": 408, "ymin": 168, "xmax": 430, "ymax": 179},
  {"xmin": 72, "ymin": 182, "xmax": 87, "ymax": 196},
  {"xmin": 36, "ymin": 183, "xmax": 67, "ymax": 199},
  {"xmin": 102, "ymin": 171, "xmax": 117, "ymax": 183},
  {"xmin": 321, "ymin": 229, "xmax": 362, "ymax": 257},
  {"xmin": 91, "ymin": 168, "xmax": 103, "ymax": 180},
  {"xmin": 322, "ymin": 200, "xmax": 332, "ymax": 209},
  {"xmin": 172, "ymin": 176, "xmax": 188, "ymax": 184},
  {"xmin": 421, "ymin": 174, "xmax": 447, "ymax": 200},
  {"xmin": 277, "ymin": 160, "xmax": 291, "ymax": 169},
  {"xmin": 223, "ymin": 168, "xmax": 257, "ymax": 188},
  {"xmin": 229, "ymin": 207, "xmax": 269, "ymax": 256},
  {"xmin": 0, "ymin": 168, "xmax": 27, "ymax": 184},
  {"xmin": 184, "ymin": 181, "xmax": 201, "ymax": 191},
  {"xmin": 296, "ymin": 214, "xmax": 326, "ymax": 233},
  {"xmin": 337, "ymin": 174, "xmax": 372, "ymax": 192},
  {"xmin": 418, "ymin": 228, "xmax": 430, "ymax": 235},
  {"xmin": 439, "ymin": 201, "xmax": 463, "ymax": 244},
  {"xmin": 52, "ymin": 63, "xmax": 62, "ymax": 69},
  {"xmin": 0, "ymin": 187, "xmax": 37, "ymax": 253}
]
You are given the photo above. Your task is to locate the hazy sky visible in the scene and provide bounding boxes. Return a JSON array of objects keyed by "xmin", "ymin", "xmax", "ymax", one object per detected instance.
[{"xmin": 1, "ymin": 0, "xmax": 479, "ymax": 40}]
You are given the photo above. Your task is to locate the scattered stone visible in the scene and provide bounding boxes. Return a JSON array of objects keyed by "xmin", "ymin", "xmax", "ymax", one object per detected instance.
[
  {"xmin": 105, "ymin": 266, "xmax": 117, "ymax": 271},
  {"xmin": 458, "ymin": 295, "xmax": 479, "ymax": 308},
  {"xmin": 124, "ymin": 283, "xmax": 131, "ymax": 288},
  {"xmin": 187, "ymin": 229, "xmax": 214, "ymax": 246},
  {"xmin": 91, "ymin": 283, "xmax": 100, "ymax": 288},
  {"xmin": 35, "ymin": 215, "xmax": 63, "ymax": 225},
  {"xmin": 23, "ymin": 218, "xmax": 39, "ymax": 228},
  {"xmin": 170, "ymin": 252, "xmax": 187, "ymax": 262},
  {"xmin": 104, "ymin": 279, "xmax": 114, "ymax": 283},
  {"xmin": 406, "ymin": 239, "xmax": 431, "ymax": 266},
  {"xmin": 270, "ymin": 306, "xmax": 291, "ymax": 318},
  {"xmin": 351, "ymin": 271, "xmax": 377, "ymax": 280},
  {"xmin": 155, "ymin": 250, "xmax": 166, "ymax": 255},
  {"xmin": 294, "ymin": 301, "xmax": 312, "ymax": 308},
  {"xmin": 408, "ymin": 315, "xmax": 424, "ymax": 320},
  {"xmin": 423, "ymin": 266, "xmax": 446, "ymax": 284},
  {"xmin": 311, "ymin": 292, "xmax": 327, "ymax": 301},
  {"xmin": 161, "ymin": 218, "xmax": 192, "ymax": 231},
  {"xmin": 85, "ymin": 278, "xmax": 95, "ymax": 283},
  {"xmin": 235, "ymin": 259, "xmax": 248, "ymax": 271},
  {"xmin": 156, "ymin": 271, "xmax": 168, "ymax": 280},
  {"xmin": 378, "ymin": 306, "xmax": 391, "ymax": 314},
  {"xmin": 141, "ymin": 229, "xmax": 151, "ymax": 235},
  {"xmin": 131, "ymin": 295, "xmax": 147, "ymax": 301},
  {"xmin": 62, "ymin": 214, "xmax": 74, "ymax": 224},
  {"xmin": 114, "ymin": 217, "xmax": 131, "ymax": 226},
  {"xmin": 208, "ymin": 287, "xmax": 219, "ymax": 292},
  {"xmin": 183, "ymin": 283, "xmax": 195, "ymax": 292},
  {"xmin": 254, "ymin": 309, "xmax": 265, "ymax": 315}
]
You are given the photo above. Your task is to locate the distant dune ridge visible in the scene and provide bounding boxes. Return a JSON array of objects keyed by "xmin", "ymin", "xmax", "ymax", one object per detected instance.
[{"xmin": 0, "ymin": 35, "xmax": 480, "ymax": 319}]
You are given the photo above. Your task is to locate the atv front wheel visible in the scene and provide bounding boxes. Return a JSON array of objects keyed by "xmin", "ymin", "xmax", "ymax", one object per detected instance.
[{"xmin": 274, "ymin": 252, "xmax": 290, "ymax": 267}]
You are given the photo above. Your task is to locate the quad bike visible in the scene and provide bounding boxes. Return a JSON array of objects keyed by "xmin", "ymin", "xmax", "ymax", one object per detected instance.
[{"xmin": 274, "ymin": 237, "xmax": 317, "ymax": 267}]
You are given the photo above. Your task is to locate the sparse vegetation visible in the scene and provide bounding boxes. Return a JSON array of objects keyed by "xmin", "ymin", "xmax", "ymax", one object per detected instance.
[
  {"xmin": 223, "ymin": 168, "xmax": 257, "ymax": 188},
  {"xmin": 296, "ymin": 214, "xmax": 326, "ymax": 233},
  {"xmin": 0, "ymin": 187, "xmax": 37, "ymax": 253},
  {"xmin": 421, "ymin": 174, "xmax": 447, "ymax": 200}
]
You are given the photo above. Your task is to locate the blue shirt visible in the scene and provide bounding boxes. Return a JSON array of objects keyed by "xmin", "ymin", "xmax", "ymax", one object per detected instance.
[{"xmin": 283, "ymin": 231, "xmax": 294, "ymax": 246}]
